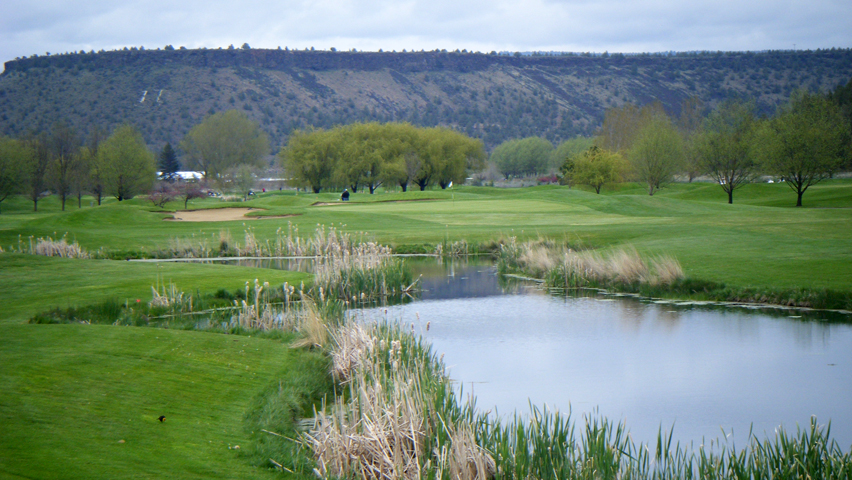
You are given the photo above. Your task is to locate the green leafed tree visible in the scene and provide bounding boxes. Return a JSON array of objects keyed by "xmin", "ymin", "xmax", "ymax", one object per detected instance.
[
  {"xmin": 490, "ymin": 137, "xmax": 553, "ymax": 179},
  {"xmin": 551, "ymin": 136, "xmax": 594, "ymax": 173},
  {"xmin": 180, "ymin": 110, "xmax": 269, "ymax": 180},
  {"xmin": 226, "ymin": 164, "xmax": 256, "ymax": 200},
  {"xmin": 48, "ymin": 121, "xmax": 80, "ymax": 211},
  {"xmin": 81, "ymin": 126, "xmax": 107, "ymax": 205},
  {"xmin": 98, "ymin": 125, "xmax": 157, "ymax": 201},
  {"xmin": 280, "ymin": 128, "xmax": 340, "ymax": 193},
  {"xmin": 22, "ymin": 131, "xmax": 51, "ymax": 212},
  {"xmin": 379, "ymin": 123, "xmax": 422, "ymax": 192},
  {"xmin": 677, "ymin": 96, "xmax": 706, "ymax": 182},
  {"xmin": 629, "ymin": 112, "xmax": 684, "ymax": 195},
  {"xmin": 282, "ymin": 122, "xmax": 483, "ymax": 193},
  {"xmin": 425, "ymin": 127, "xmax": 485, "ymax": 189},
  {"xmin": 570, "ymin": 146, "xmax": 626, "ymax": 194},
  {"xmin": 333, "ymin": 122, "xmax": 390, "ymax": 194},
  {"xmin": 756, "ymin": 90, "xmax": 851, "ymax": 206},
  {"xmin": 0, "ymin": 137, "xmax": 31, "ymax": 214},
  {"xmin": 694, "ymin": 100, "xmax": 759, "ymax": 204}
]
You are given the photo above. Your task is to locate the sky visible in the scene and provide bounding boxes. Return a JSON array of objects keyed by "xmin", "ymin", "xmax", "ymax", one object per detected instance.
[{"xmin": 2, "ymin": 0, "xmax": 851, "ymax": 69}]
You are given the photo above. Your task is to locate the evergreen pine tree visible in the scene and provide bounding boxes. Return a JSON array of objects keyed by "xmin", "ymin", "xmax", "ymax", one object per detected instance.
[{"xmin": 158, "ymin": 143, "xmax": 180, "ymax": 181}]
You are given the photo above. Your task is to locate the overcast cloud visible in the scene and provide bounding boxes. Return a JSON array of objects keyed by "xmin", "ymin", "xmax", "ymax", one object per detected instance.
[{"xmin": 2, "ymin": 0, "xmax": 851, "ymax": 69}]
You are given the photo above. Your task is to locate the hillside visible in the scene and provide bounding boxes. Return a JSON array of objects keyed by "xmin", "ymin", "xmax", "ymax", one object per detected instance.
[{"xmin": 1, "ymin": 47, "xmax": 851, "ymax": 152}]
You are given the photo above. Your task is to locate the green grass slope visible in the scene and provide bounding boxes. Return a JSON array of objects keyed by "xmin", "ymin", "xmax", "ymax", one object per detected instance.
[{"xmin": 0, "ymin": 324, "xmax": 325, "ymax": 480}]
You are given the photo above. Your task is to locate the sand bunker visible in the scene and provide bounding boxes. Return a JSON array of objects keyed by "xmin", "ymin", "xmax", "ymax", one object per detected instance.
[{"xmin": 166, "ymin": 208, "xmax": 295, "ymax": 222}]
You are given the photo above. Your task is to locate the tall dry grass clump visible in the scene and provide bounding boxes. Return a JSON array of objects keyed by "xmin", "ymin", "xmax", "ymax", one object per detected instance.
[
  {"xmin": 290, "ymin": 296, "xmax": 328, "ymax": 349},
  {"xmin": 302, "ymin": 320, "xmax": 495, "ymax": 480},
  {"xmin": 235, "ymin": 279, "xmax": 279, "ymax": 330},
  {"xmin": 500, "ymin": 237, "xmax": 685, "ymax": 289},
  {"xmin": 314, "ymin": 242, "xmax": 414, "ymax": 302},
  {"xmin": 241, "ymin": 223, "xmax": 366, "ymax": 258},
  {"xmin": 304, "ymin": 361, "xmax": 427, "ymax": 480},
  {"xmin": 157, "ymin": 223, "xmax": 374, "ymax": 259},
  {"xmin": 28, "ymin": 235, "xmax": 90, "ymax": 259},
  {"xmin": 149, "ymin": 282, "xmax": 187, "ymax": 309}
]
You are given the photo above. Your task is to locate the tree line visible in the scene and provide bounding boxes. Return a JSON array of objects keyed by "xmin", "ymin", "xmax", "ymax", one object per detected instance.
[
  {"xmin": 0, "ymin": 109, "xmax": 271, "ymax": 213},
  {"xmin": 487, "ymin": 86, "xmax": 851, "ymax": 206},
  {"xmin": 0, "ymin": 123, "xmax": 158, "ymax": 213},
  {"xmin": 1, "ymin": 81, "xmax": 850, "ymax": 212},
  {"xmin": 281, "ymin": 122, "xmax": 486, "ymax": 193},
  {"xmin": 0, "ymin": 112, "xmax": 488, "ymax": 212}
]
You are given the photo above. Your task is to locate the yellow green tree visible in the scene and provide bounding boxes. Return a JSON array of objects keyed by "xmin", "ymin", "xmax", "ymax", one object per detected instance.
[
  {"xmin": 98, "ymin": 125, "xmax": 157, "ymax": 201},
  {"xmin": 181, "ymin": 110, "xmax": 269, "ymax": 180},
  {"xmin": 629, "ymin": 112, "xmax": 684, "ymax": 195},
  {"xmin": 570, "ymin": 146, "xmax": 626, "ymax": 194},
  {"xmin": 280, "ymin": 128, "xmax": 340, "ymax": 193}
]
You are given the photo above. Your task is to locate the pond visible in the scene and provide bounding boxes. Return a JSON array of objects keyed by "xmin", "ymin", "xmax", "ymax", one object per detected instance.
[{"xmin": 353, "ymin": 258, "xmax": 852, "ymax": 449}]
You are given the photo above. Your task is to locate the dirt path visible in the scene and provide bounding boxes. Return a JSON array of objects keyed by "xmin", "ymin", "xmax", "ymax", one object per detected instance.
[{"xmin": 166, "ymin": 208, "xmax": 295, "ymax": 222}]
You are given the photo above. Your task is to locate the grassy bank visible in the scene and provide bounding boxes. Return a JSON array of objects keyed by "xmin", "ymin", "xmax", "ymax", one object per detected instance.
[
  {"xmin": 498, "ymin": 238, "xmax": 852, "ymax": 310},
  {"xmin": 0, "ymin": 254, "xmax": 311, "ymax": 325},
  {"xmin": 0, "ymin": 324, "xmax": 331, "ymax": 480}
]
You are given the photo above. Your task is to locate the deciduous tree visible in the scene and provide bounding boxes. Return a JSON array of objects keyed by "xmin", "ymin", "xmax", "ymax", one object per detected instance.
[
  {"xmin": 629, "ymin": 112, "xmax": 684, "ymax": 195},
  {"xmin": 597, "ymin": 102, "xmax": 665, "ymax": 154},
  {"xmin": 677, "ymin": 97, "xmax": 706, "ymax": 182},
  {"xmin": 48, "ymin": 121, "xmax": 80, "ymax": 211},
  {"xmin": 181, "ymin": 110, "xmax": 269, "ymax": 180},
  {"xmin": 226, "ymin": 164, "xmax": 257, "ymax": 200},
  {"xmin": 98, "ymin": 125, "xmax": 157, "ymax": 201},
  {"xmin": 551, "ymin": 136, "xmax": 594, "ymax": 173},
  {"xmin": 756, "ymin": 91, "xmax": 851, "ymax": 206},
  {"xmin": 694, "ymin": 100, "xmax": 758, "ymax": 204},
  {"xmin": 22, "ymin": 132, "xmax": 50, "ymax": 212},
  {"xmin": 490, "ymin": 137, "xmax": 553, "ymax": 178},
  {"xmin": 0, "ymin": 137, "xmax": 30, "ymax": 214},
  {"xmin": 426, "ymin": 127, "xmax": 485, "ymax": 189},
  {"xmin": 571, "ymin": 146, "xmax": 626, "ymax": 194},
  {"xmin": 82, "ymin": 126, "xmax": 107, "ymax": 205},
  {"xmin": 177, "ymin": 182, "xmax": 205, "ymax": 209},
  {"xmin": 281, "ymin": 128, "xmax": 340, "ymax": 193}
]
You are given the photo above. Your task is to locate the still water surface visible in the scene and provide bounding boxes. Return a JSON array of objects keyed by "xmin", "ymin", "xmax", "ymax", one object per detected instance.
[{"xmin": 354, "ymin": 259, "xmax": 852, "ymax": 449}]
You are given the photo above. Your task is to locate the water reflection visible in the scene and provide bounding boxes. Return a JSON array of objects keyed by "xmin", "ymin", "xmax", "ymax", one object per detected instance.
[
  {"xmin": 411, "ymin": 257, "xmax": 530, "ymax": 300},
  {"xmin": 354, "ymin": 260, "xmax": 852, "ymax": 450},
  {"xmin": 160, "ymin": 255, "xmax": 852, "ymax": 448}
]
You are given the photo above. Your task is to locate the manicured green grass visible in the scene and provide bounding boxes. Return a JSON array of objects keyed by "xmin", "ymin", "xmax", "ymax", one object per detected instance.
[
  {"xmin": 2, "ymin": 182, "xmax": 852, "ymax": 292},
  {"xmin": 0, "ymin": 324, "xmax": 328, "ymax": 480},
  {"xmin": 0, "ymin": 254, "xmax": 311, "ymax": 325}
]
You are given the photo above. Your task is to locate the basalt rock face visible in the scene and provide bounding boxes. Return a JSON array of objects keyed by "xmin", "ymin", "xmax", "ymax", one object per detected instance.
[{"xmin": 2, "ymin": 48, "xmax": 851, "ymax": 151}]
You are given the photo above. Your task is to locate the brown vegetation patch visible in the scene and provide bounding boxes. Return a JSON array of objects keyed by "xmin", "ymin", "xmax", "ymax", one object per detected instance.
[{"xmin": 165, "ymin": 208, "xmax": 297, "ymax": 222}]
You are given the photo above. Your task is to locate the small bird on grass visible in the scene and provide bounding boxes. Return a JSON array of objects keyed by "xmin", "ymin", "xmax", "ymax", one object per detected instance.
[{"xmin": 158, "ymin": 415, "xmax": 166, "ymax": 422}]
